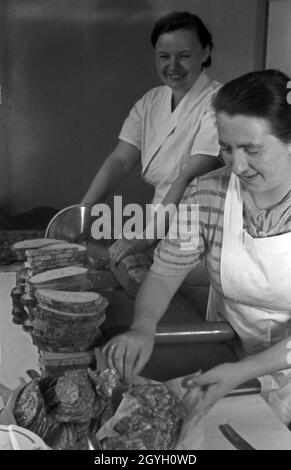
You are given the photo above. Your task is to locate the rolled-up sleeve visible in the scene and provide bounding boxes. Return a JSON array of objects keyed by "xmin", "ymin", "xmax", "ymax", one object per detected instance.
[
  {"xmin": 118, "ymin": 95, "xmax": 145, "ymax": 151},
  {"xmin": 190, "ymin": 98, "xmax": 221, "ymax": 159},
  {"xmin": 151, "ymin": 180, "xmax": 207, "ymax": 277}
]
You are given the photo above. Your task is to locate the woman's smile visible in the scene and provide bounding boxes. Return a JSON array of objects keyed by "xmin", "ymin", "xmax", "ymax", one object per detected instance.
[{"xmin": 239, "ymin": 172, "xmax": 259, "ymax": 183}]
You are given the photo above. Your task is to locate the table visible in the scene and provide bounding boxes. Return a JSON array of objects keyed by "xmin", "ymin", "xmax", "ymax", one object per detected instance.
[
  {"xmin": 0, "ymin": 273, "xmax": 39, "ymax": 391},
  {"xmin": 203, "ymin": 394, "xmax": 291, "ymax": 450}
]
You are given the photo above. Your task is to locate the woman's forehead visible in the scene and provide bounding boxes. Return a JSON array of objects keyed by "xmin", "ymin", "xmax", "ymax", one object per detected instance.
[
  {"xmin": 216, "ymin": 113, "xmax": 272, "ymax": 140},
  {"xmin": 216, "ymin": 112, "xmax": 278, "ymax": 146},
  {"xmin": 155, "ymin": 29, "xmax": 201, "ymax": 50}
]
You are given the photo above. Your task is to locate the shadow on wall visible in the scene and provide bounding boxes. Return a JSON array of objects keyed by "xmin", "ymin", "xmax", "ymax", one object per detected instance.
[
  {"xmin": 3, "ymin": 0, "xmax": 266, "ymax": 216},
  {"xmin": 4, "ymin": 0, "xmax": 157, "ymax": 214},
  {"xmin": 0, "ymin": 206, "xmax": 58, "ymax": 230}
]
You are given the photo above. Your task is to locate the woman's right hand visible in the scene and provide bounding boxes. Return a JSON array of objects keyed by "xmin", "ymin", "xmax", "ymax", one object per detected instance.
[
  {"xmin": 181, "ymin": 363, "xmax": 245, "ymax": 418},
  {"xmin": 101, "ymin": 327, "xmax": 155, "ymax": 383}
]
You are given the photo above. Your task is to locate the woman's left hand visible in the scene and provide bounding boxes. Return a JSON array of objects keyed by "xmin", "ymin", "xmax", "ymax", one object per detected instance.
[
  {"xmin": 109, "ymin": 238, "xmax": 152, "ymax": 264},
  {"xmin": 182, "ymin": 363, "xmax": 244, "ymax": 418}
]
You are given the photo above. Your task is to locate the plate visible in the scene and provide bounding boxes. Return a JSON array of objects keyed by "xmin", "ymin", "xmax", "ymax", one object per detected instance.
[{"xmin": 0, "ymin": 424, "xmax": 50, "ymax": 450}]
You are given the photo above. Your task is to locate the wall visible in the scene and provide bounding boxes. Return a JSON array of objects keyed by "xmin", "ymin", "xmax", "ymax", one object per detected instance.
[
  {"xmin": 266, "ymin": 0, "xmax": 291, "ymax": 76},
  {"xmin": 0, "ymin": 2, "xmax": 11, "ymax": 217},
  {"xmin": 2, "ymin": 0, "xmax": 267, "ymax": 215}
]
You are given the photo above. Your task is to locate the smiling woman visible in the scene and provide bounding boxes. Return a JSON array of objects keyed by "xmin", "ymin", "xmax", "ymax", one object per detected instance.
[
  {"xmin": 59, "ymin": 11, "xmax": 222, "ymax": 265},
  {"xmin": 102, "ymin": 69, "xmax": 291, "ymax": 427},
  {"xmin": 217, "ymin": 114, "xmax": 291, "ymax": 208},
  {"xmin": 214, "ymin": 70, "xmax": 291, "ymax": 209},
  {"xmin": 152, "ymin": 13, "xmax": 212, "ymax": 109}
]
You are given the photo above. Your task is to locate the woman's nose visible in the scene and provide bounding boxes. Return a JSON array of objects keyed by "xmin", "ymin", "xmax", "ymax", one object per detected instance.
[
  {"xmin": 168, "ymin": 56, "xmax": 179, "ymax": 70},
  {"xmin": 231, "ymin": 150, "xmax": 249, "ymax": 175}
]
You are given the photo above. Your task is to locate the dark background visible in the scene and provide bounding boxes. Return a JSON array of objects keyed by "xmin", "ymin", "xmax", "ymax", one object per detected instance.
[{"xmin": 0, "ymin": 0, "xmax": 267, "ymax": 225}]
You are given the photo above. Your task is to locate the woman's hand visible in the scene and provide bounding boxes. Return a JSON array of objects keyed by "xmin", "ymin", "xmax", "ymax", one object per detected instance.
[
  {"xmin": 109, "ymin": 237, "xmax": 152, "ymax": 264},
  {"xmin": 101, "ymin": 327, "xmax": 155, "ymax": 383},
  {"xmin": 182, "ymin": 363, "xmax": 244, "ymax": 418}
]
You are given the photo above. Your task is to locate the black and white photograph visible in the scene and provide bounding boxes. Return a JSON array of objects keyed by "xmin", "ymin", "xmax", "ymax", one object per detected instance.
[{"xmin": 0, "ymin": 0, "xmax": 291, "ymax": 454}]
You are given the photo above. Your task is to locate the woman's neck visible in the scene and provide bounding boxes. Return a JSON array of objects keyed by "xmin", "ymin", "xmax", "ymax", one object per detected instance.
[
  {"xmin": 244, "ymin": 183, "xmax": 291, "ymax": 210},
  {"xmin": 171, "ymin": 90, "xmax": 186, "ymax": 111}
]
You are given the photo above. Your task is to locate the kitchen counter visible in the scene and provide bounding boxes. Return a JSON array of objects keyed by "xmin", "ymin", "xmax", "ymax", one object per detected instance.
[
  {"xmin": 0, "ymin": 262, "xmax": 237, "ymax": 387},
  {"xmin": 203, "ymin": 393, "xmax": 291, "ymax": 450},
  {"xmin": 1, "ymin": 269, "xmax": 291, "ymax": 449},
  {"xmin": 0, "ymin": 272, "xmax": 39, "ymax": 390}
]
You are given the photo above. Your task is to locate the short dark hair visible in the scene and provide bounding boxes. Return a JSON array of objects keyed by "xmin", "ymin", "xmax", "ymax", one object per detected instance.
[
  {"xmin": 150, "ymin": 11, "xmax": 213, "ymax": 68},
  {"xmin": 213, "ymin": 69, "xmax": 291, "ymax": 143}
]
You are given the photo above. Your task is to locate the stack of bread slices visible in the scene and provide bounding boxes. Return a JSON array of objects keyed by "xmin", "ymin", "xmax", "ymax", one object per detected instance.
[
  {"xmin": 28, "ymin": 288, "xmax": 108, "ymax": 353},
  {"xmin": 11, "ymin": 238, "xmax": 108, "ymax": 354},
  {"xmin": 25, "ymin": 242, "xmax": 87, "ymax": 275},
  {"xmin": 12, "ymin": 238, "xmax": 91, "ymax": 292}
]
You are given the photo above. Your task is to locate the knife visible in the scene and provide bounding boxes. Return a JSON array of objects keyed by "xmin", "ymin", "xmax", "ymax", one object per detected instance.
[
  {"xmin": 225, "ymin": 378, "xmax": 261, "ymax": 397},
  {"xmin": 219, "ymin": 424, "xmax": 256, "ymax": 450}
]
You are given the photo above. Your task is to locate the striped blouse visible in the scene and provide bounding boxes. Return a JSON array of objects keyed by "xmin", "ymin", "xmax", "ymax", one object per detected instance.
[{"xmin": 151, "ymin": 166, "xmax": 291, "ymax": 294}]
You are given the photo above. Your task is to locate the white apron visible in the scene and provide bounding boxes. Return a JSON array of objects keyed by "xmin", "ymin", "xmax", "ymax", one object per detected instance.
[{"xmin": 207, "ymin": 172, "xmax": 291, "ymax": 423}]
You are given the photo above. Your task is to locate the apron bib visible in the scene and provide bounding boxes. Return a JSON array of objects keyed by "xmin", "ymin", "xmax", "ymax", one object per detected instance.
[{"xmin": 207, "ymin": 173, "xmax": 291, "ymax": 423}]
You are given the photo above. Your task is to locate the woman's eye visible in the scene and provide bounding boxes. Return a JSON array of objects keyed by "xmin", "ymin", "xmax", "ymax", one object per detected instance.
[{"xmin": 246, "ymin": 149, "xmax": 259, "ymax": 155}]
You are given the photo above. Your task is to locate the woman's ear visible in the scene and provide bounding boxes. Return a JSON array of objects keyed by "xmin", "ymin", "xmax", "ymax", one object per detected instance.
[{"xmin": 202, "ymin": 45, "xmax": 211, "ymax": 65}]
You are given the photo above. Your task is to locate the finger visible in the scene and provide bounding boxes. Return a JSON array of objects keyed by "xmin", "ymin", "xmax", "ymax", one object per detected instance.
[
  {"xmin": 113, "ymin": 250, "xmax": 124, "ymax": 264},
  {"xmin": 109, "ymin": 241, "xmax": 120, "ymax": 256},
  {"xmin": 112, "ymin": 343, "xmax": 128, "ymax": 380},
  {"xmin": 181, "ymin": 370, "xmax": 202, "ymax": 388},
  {"xmin": 114, "ymin": 248, "xmax": 128, "ymax": 264},
  {"xmin": 182, "ymin": 376, "xmax": 211, "ymax": 389},
  {"xmin": 110, "ymin": 243, "xmax": 125, "ymax": 264},
  {"xmin": 182, "ymin": 383, "xmax": 205, "ymax": 407},
  {"xmin": 102, "ymin": 342, "xmax": 117, "ymax": 370},
  {"xmin": 182, "ymin": 390, "xmax": 207, "ymax": 425},
  {"xmin": 109, "ymin": 249, "xmax": 120, "ymax": 264},
  {"xmin": 132, "ymin": 349, "xmax": 148, "ymax": 379},
  {"xmin": 194, "ymin": 384, "xmax": 221, "ymax": 415},
  {"xmin": 123, "ymin": 344, "xmax": 140, "ymax": 384}
]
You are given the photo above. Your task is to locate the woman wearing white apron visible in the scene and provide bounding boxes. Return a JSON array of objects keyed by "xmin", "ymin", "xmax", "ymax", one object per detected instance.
[
  {"xmin": 103, "ymin": 69, "xmax": 291, "ymax": 426},
  {"xmin": 77, "ymin": 12, "xmax": 222, "ymax": 263}
]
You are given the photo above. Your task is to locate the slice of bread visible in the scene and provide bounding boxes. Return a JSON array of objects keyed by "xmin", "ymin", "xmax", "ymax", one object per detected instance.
[
  {"xmin": 26, "ymin": 243, "xmax": 86, "ymax": 260},
  {"xmin": 35, "ymin": 305, "xmax": 106, "ymax": 323},
  {"xmin": 28, "ymin": 266, "xmax": 89, "ymax": 288},
  {"xmin": 35, "ymin": 289, "xmax": 108, "ymax": 313},
  {"xmin": 25, "ymin": 262, "xmax": 84, "ymax": 277},
  {"xmin": 11, "ymin": 238, "xmax": 69, "ymax": 261},
  {"xmin": 27, "ymin": 278, "xmax": 93, "ymax": 294},
  {"xmin": 12, "ymin": 238, "xmax": 68, "ymax": 252}
]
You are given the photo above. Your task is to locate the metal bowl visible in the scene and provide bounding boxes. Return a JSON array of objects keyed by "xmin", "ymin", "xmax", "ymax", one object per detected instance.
[
  {"xmin": 45, "ymin": 204, "xmax": 112, "ymax": 268},
  {"xmin": 45, "ymin": 204, "xmax": 92, "ymax": 242}
]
